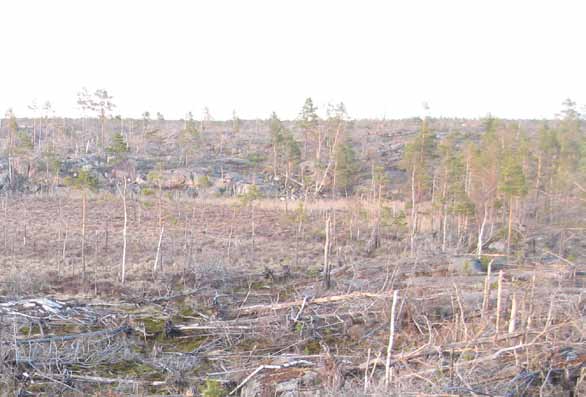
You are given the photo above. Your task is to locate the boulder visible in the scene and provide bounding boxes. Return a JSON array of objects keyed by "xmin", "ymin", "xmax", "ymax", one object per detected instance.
[
  {"xmin": 488, "ymin": 240, "xmax": 506, "ymax": 252},
  {"xmin": 449, "ymin": 256, "xmax": 506, "ymax": 274},
  {"xmin": 448, "ymin": 256, "xmax": 484, "ymax": 274}
]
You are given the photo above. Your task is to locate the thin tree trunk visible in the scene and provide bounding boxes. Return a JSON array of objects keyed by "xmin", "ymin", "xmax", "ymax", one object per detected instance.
[
  {"xmin": 81, "ymin": 191, "xmax": 87, "ymax": 281},
  {"xmin": 506, "ymin": 197, "xmax": 514, "ymax": 257},
  {"xmin": 251, "ymin": 204, "xmax": 256, "ymax": 254},
  {"xmin": 153, "ymin": 225, "xmax": 164, "ymax": 274},
  {"xmin": 385, "ymin": 290, "xmax": 399, "ymax": 388},
  {"xmin": 61, "ymin": 223, "xmax": 68, "ymax": 277},
  {"xmin": 508, "ymin": 293, "xmax": 517, "ymax": 334},
  {"xmin": 442, "ymin": 205, "xmax": 448, "ymax": 252},
  {"xmin": 477, "ymin": 204, "xmax": 488, "ymax": 257},
  {"xmin": 323, "ymin": 215, "xmax": 331, "ymax": 289},
  {"xmin": 495, "ymin": 270, "xmax": 504, "ymax": 336},
  {"xmin": 273, "ymin": 143, "xmax": 278, "ymax": 178},
  {"xmin": 119, "ymin": 179, "xmax": 128, "ymax": 284},
  {"xmin": 410, "ymin": 167, "xmax": 417, "ymax": 256}
]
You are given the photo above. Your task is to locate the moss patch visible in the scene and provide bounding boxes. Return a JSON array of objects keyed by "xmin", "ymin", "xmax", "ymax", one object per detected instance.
[
  {"xmin": 142, "ymin": 317, "xmax": 166, "ymax": 335},
  {"xmin": 166, "ymin": 336, "xmax": 206, "ymax": 353},
  {"xmin": 94, "ymin": 360, "xmax": 164, "ymax": 381},
  {"xmin": 302, "ymin": 339, "xmax": 321, "ymax": 355},
  {"xmin": 19, "ymin": 323, "xmax": 42, "ymax": 336}
]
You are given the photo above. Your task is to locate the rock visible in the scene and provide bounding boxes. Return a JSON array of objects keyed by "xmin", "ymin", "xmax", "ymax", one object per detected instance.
[
  {"xmin": 448, "ymin": 256, "xmax": 484, "ymax": 274},
  {"xmin": 489, "ymin": 256, "xmax": 507, "ymax": 271},
  {"xmin": 0, "ymin": 170, "xmax": 9, "ymax": 190},
  {"xmin": 160, "ymin": 169, "xmax": 194, "ymax": 189},
  {"xmin": 488, "ymin": 240, "xmax": 506, "ymax": 252},
  {"xmin": 109, "ymin": 159, "xmax": 137, "ymax": 181},
  {"xmin": 210, "ymin": 178, "xmax": 229, "ymax": 195},
  {"xmin": 234, "ymin": 182, "xmax": 255, "ymax": 196},
  {"xmin": 449, "ymin": 256, "xmax": 507, "ymax": 274}
]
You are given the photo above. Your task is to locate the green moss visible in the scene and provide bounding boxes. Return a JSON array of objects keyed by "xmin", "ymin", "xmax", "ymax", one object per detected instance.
[
  {"xmin": 236, "ymin": 337, "xmax": 272, "ymax": 352},
  {"xmin": 142, "ymin": 317, "xmax": 166, "ymax": 334},
  {"xmin": 95, "ymin": 360, "xmax": 164, "ymax": 381},
  {"xmin": 176, "ymin": 302, "xmax": 198, "ymax": 318},
  {"xmin": 19, "ymin": 323, "xmax": 41, "ymax": 336},
  {"xmin": 277, "ymin": 285, "xmax": 296, "ymax": 300},
  {"xmin": 171, "ymin": 337, "xmax": 206, "ymax": 353},
  {"xmin": 463, "ymin": 261, "xmax": 471, "ymax": 273},
  {"xmin": 295, "ymin": 322, "xmax": 304, "ymax": 334},
  {"xmin": 306, "ymin": 266, "xmax": 321, "ymax": 277},
  {"xmin": 303, "ymin": 339, "xmax": 321, "ymax": 355},
  {"xmin": 250, "ymin": 281, "xmax": 268, "ymax": 290},
  {"xmin": 480, "ymin": 255, "xmax": 492, "ymax": 268},
  {"xmin": 197, "ymin": 175, "xmax": 212, "ymax": 188},
  {"xmin": 141, "ymin": 187, "xmax": 155, "ymax": 196},
  {"xmin": 26, "ymin": 383, "xmax": 47, "ymax": 393},
  {"xmin": 324, "ymin": 334, "xmax": 341, "ymax": 346},
  {"xmin": 200, "ymin": 379, "xmax": 227, "ymax": 397}
]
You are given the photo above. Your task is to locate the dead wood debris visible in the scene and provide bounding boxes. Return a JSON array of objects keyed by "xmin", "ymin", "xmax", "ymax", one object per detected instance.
[{"xmin": 1, "ymin": 257, "xmax": 586, "ymax": 396}]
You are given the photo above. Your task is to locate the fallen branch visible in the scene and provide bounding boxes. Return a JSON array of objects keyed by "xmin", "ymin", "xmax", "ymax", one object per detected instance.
[
  {"xmin": 229, "ymin": 360, "xmax": 314, "ymax": 395},
  {"xmin": 68, "ymin": 374, "xmax": 166, "ymax": 386},
  {"xmin": 239, "ymin": 291, "xmax": 394, "ymax": 314},
  {"xmin": 2, "ymin": 326, "xmax": 131, "ymax": 345},
  {"xmin": 36, "ymin": 372, "xmax": 167, "ymax": 387}
]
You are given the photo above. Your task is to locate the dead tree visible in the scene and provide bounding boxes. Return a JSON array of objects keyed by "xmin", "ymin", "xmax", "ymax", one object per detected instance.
[
  {"xmin": 117, "ymin": 178, "xmax": 128, "ymax": 284},
  {"xmin": 323, "ymin": 214, "xmax": 332, "ymax": 289}
]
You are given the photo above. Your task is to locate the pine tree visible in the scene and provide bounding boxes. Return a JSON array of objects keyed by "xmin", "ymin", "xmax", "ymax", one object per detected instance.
[
  {"xmin": 438, "ymin": 133, "xmax": 473, "ymax": 251},
  {"xmin": 107, "ymin": 132, "xmax": 129, "ymax": 160},
  {"xmin": 401, "ymin": 117, "xmax": 437, "ymax": 255},
  {"xmin": 178, "ymin": 112, "xmax": 200, "ymax": 166},
  {"xmin": 499, "ymin": 150, "xmax": 528, "ymax": 256},
  {"xmin": 91, "ymin": 89, "xmax": 115, "ymax": 149},
  {"xmin": 297, "ymin": 98, "xmax": 319, "ymax": 160},
  {"xmin": 334, "ymin": 141, "xmax": 359, "ymax": 195},
  {"xmin": 269, "ymin": 112, "xmax": 284, "ymax": 177}
]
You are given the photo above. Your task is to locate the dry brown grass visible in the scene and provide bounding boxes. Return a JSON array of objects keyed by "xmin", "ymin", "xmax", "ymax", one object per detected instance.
[{"xmin": 0, "ymin": 193, "xmax": 585, "ymax": 396}]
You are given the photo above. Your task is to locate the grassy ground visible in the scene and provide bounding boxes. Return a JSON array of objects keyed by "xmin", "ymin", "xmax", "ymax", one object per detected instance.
[{"xmin": 1, "ymin": 193, "xmax": 585, "ymax": 396}]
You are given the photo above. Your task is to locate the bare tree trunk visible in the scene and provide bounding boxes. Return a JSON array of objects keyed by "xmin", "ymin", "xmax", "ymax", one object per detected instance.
[
  {"xmin": 273, "ymin": 143, "xmax": 278, "ymax": 178},
  {"xmin": 430, "ymin": 173, "xmax": 437, "ymax": 235},
  {"xmin": 153, "ymin": 225, "xmax": 164, "ymax": 274},
  {"xmin": 477, "ymin": 204, "xmax": 488, "ymax": 257},
  {"xmin": 323, "ymin": 215, "xmax": 331, "ymax": 289},
  {"xmin": 251, "ymin": 204, "xmax": 256, "ymax": 254},
  {"xmin": 495, "ymin": 270, "xmax": 504, "ymax": 336},
  {"xmin": 410, "ymin": 167, "xmax": 417, "ymax": 256},
  {"xmin": 100, "ymin": 115, "xmax": 105, "ymax": 149},
  {"xmin": 118, "ymin": 179, "xmax": 128, "ymax": 284},
  {"xmin": 535, "ymin": 155, "xmax": 542, "ymax": 200},
  {"xmin": 32, "ymin": 118, "xmax": 36, "ymax": 151},
  {"xmin": 105, "ymin": 214, "xmax": 110, "ymax": 253},
  {"xmin": 442, "ymin": 204, "xmax": 448, "ymax": 252},
  {"xmin": 506, "ymin": 197, "xmax": 514, "ymax": 257},
  {"xmin": 227, "ymin": 206, "xmax": 236, "ymax": 264},
  {"xmin": 385, "ymin": 290, "xmax": 399, "ymax": 388},
  {"xmin": 3, "ymin": 196, "xmax": 7, "ymax": 252},
  {"xmin": 81, "ymin": 190, "xmax": 87, "ymax": 281},
  {"xmin": 508, "ymin": 293, "xmax": 517, "ymax": 334},
  {"xmin": 61, "ymin": 223, "xmax": 68, "ymax": 277},
  {"xmin": 316, "ymin": 126, "xmax": 322, "ymax": 162}
]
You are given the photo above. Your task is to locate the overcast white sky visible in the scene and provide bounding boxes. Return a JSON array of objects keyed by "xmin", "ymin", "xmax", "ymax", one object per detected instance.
[{"xmin": 0, "ymin": 0, "xmax": 584, "ymax": 120}]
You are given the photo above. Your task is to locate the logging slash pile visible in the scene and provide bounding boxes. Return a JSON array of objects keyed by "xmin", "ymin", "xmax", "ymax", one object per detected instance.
[{"xmin": 1, "ymin": 255, "xmax": 586, "ymax": 396}]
